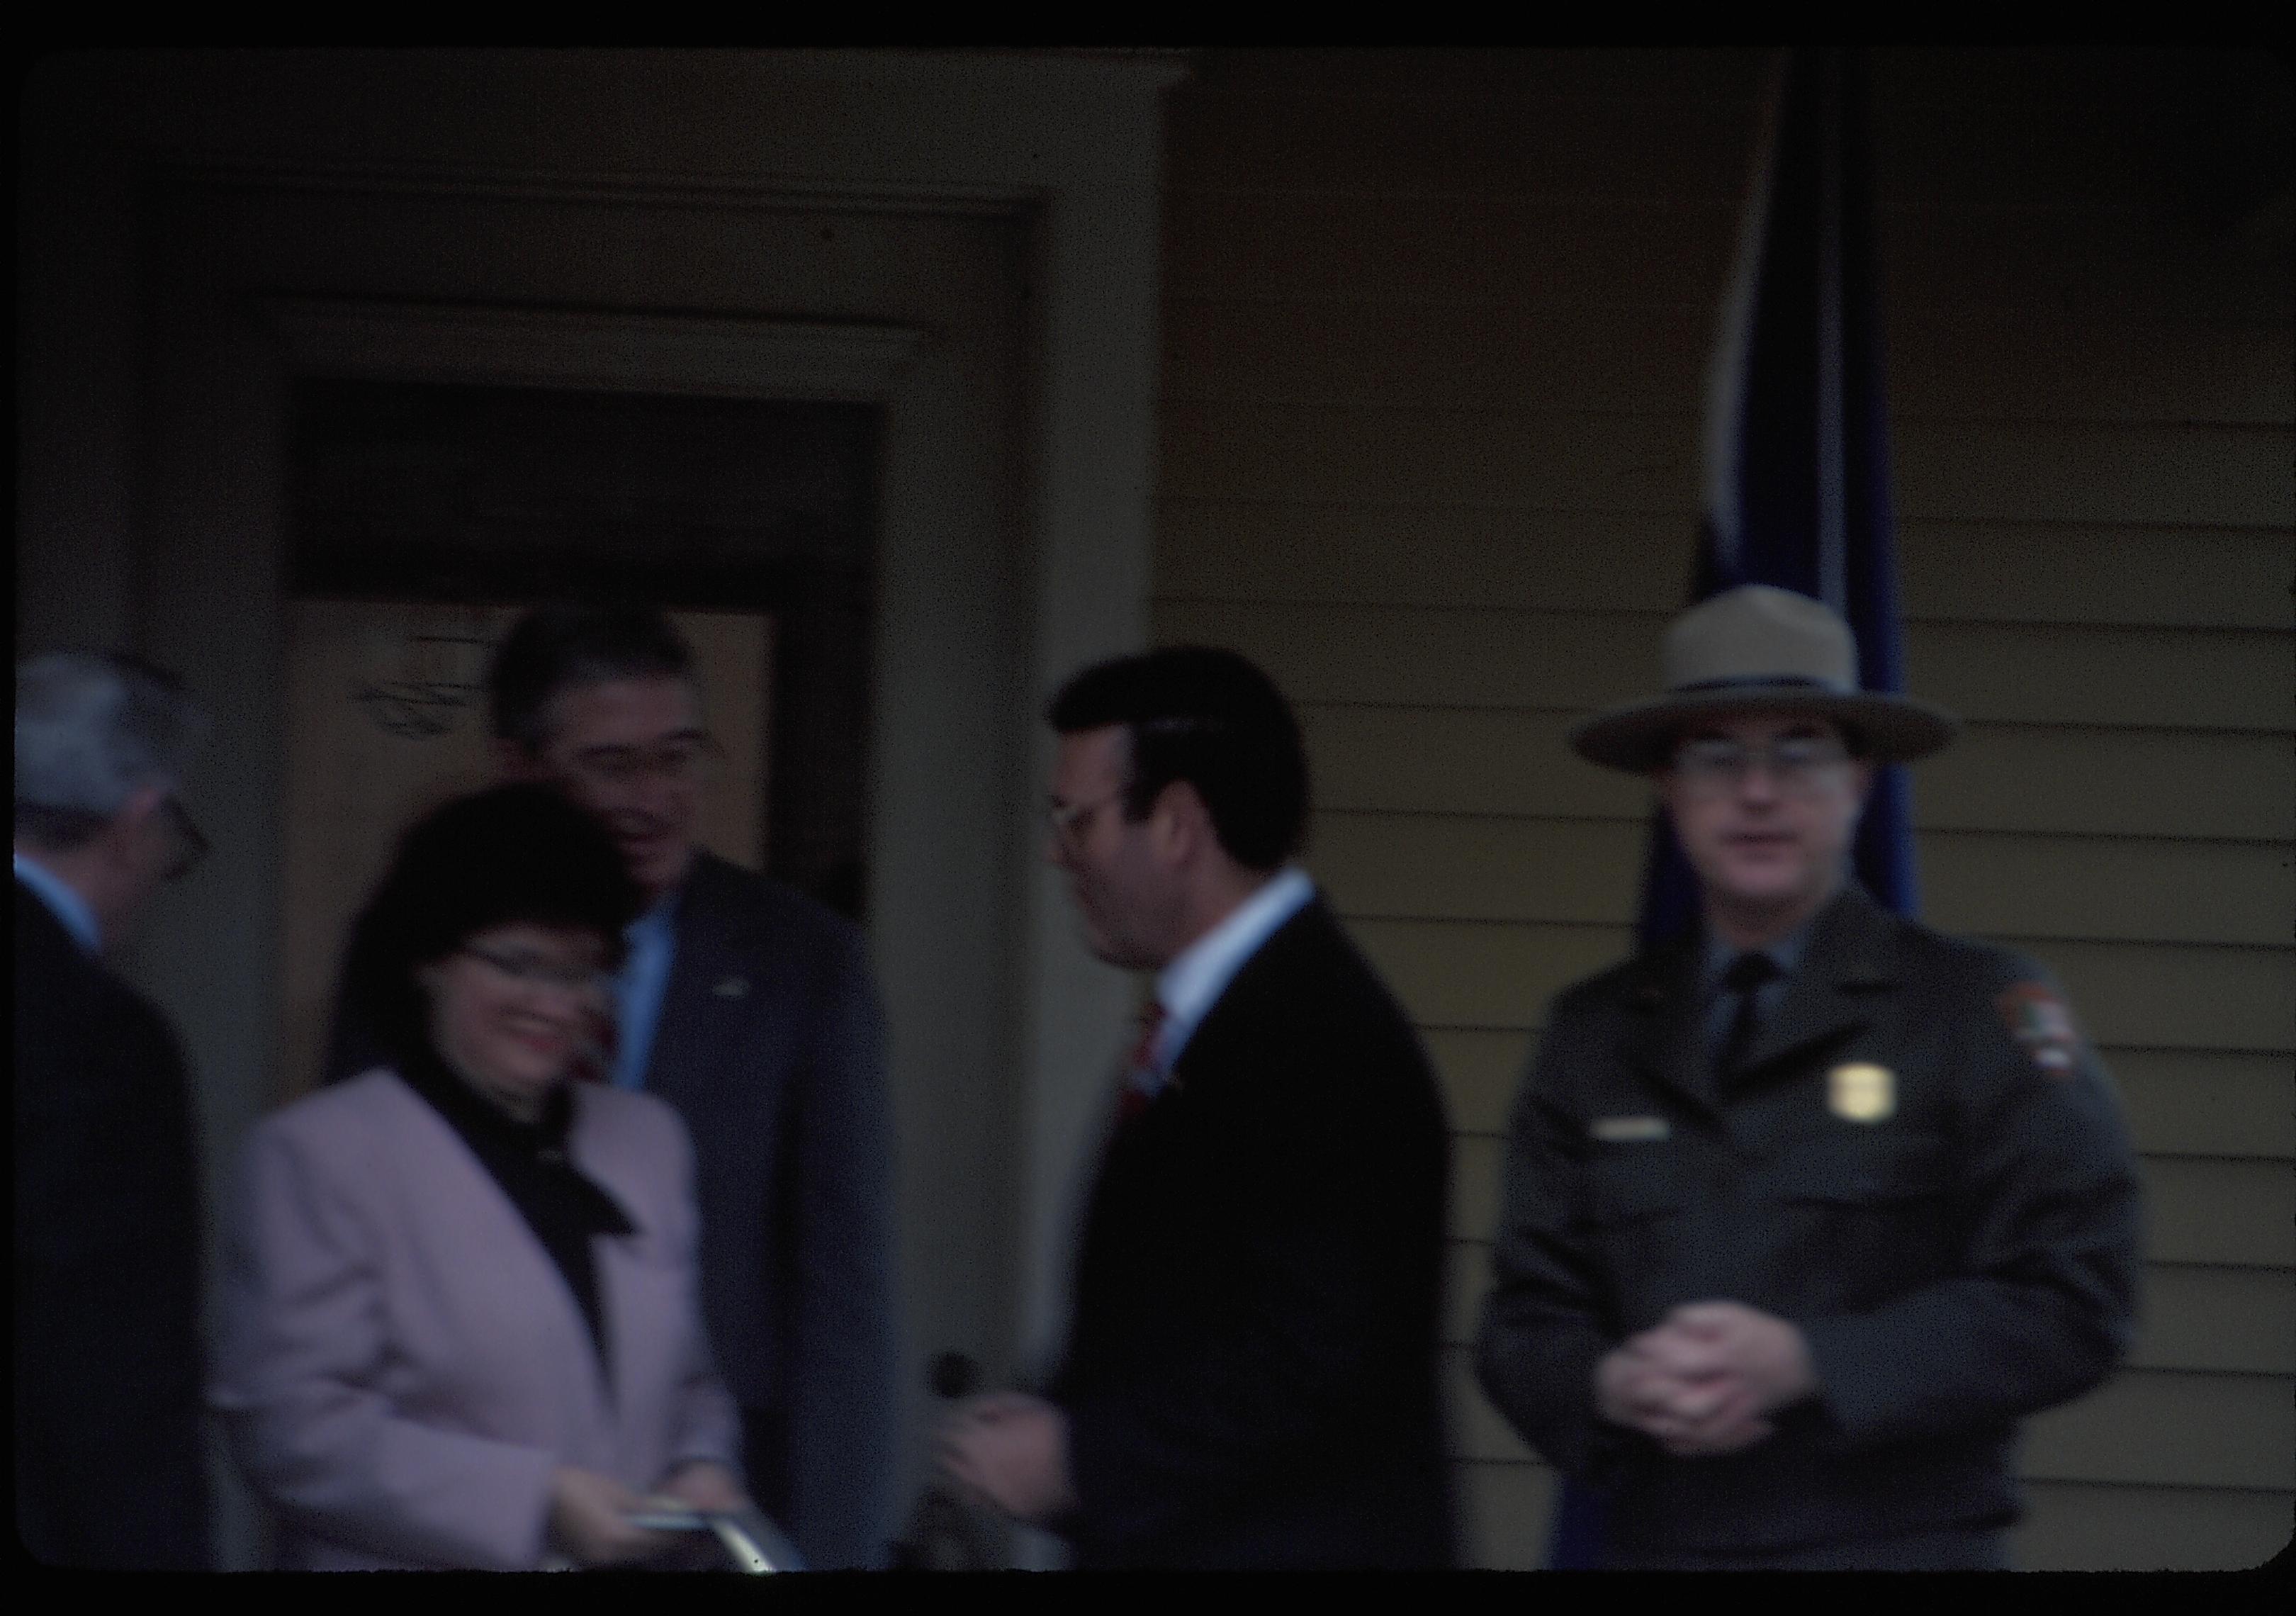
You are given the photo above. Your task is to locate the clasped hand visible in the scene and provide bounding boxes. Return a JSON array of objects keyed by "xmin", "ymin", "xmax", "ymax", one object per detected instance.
[{"xmin": 1596, "ymin": 1300, "xmax": 1816, "ymax": 1458}]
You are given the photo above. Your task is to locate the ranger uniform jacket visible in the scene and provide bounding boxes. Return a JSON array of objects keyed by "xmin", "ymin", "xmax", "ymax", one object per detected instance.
[{"xmin": 1475, "ymin": 883, "xmax": 2142, "ymax": 1559}]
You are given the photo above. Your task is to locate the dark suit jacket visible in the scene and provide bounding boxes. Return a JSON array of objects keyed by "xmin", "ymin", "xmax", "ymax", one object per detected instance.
[
  {"xmin": 1048, "ymin": 897, "xmax": 1456, "ymax": 1569},
  {"xmin": 13, "ymin": 879, "xmax": 213, "ymax": 1569},
  {"xmin": 325, "ymin": 851, "xmax": 897, "ymax": 1568}
]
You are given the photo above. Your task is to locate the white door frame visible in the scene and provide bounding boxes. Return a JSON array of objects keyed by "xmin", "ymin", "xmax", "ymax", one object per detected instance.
[{"xmin": 19, "ymin": 49, "xmax": 1183, "ymax": 1566}]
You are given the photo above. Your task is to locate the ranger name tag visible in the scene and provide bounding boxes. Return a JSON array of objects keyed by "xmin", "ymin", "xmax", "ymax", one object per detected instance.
[{"xmin": 1590, "ymin": 1115, "xmax": 1670, "ymax": 1143}]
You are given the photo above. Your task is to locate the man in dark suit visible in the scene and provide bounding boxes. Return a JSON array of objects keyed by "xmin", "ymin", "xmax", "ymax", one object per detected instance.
[
  {"xmin": 327, "ymin": 606, "xmax": 897, "ymax": 1569},
  {"xmin": 14, "ymin": 652, "xmax": 215, "ymax": 1569},
  {"xmin": 939, "ymin": 646, "xmax": 1456, "ymax": 1569}
]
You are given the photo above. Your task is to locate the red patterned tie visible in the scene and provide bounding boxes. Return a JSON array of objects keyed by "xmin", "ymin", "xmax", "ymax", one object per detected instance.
[{"xmin": 1117, "ymin": 1000, "xmax": 1167, "ymax": 1126}]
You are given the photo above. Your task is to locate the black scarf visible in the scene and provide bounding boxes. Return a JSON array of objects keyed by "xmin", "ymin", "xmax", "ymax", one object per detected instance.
[{"xmin": 395, "ymin": 1043, "xmax": 636, "ymax": 1384}]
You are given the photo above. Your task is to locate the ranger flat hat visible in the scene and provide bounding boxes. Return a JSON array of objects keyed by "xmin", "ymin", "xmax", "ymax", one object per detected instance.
[{"xmin": 1570, "ymin": 584, "xmax": 1961, "ymax": 773}]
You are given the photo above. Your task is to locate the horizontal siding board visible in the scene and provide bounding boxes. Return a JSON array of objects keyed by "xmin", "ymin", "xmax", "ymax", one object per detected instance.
[
  {"xmin": 1164, "ymin": 190, "xmax": 1740, "ymax": 312},
  {"xmin": 1900, "ymin": 525, "xmax": 2296, "ymax": 632},
  {"xmin": 1896, "ymin": 420, "xmax": 2295, "ymax": 529},
  {"xmin": 2030, "ymin": 939, "xmax": 2292, "ymax": 1054},
  {"xmin": 1176, "ymin": 47, "xmax": 1776, "ymax": 103},
  {"xmin": 1876, "ymin": 203, "xmax": 2296, "ymax": 325},
  {"xmin": 1453, "ymin": 1135, "xmax": 1500, "ymax": 1242},
  {"xmin": 1310, "ymin": 812, "xmax": 2296, "ymax": 947},
  {"xmin": 1359, "ymin": 914, "xmax": 2292, "ymax": 1051},
  {"xmin": 1455, "ymin": 1130, "xmax": 2291, "ymax": 1266},
  {"xmin": 1165, "ymin": 297, "xmax": 2295, "ymax": 427},
  {"xmin": 1912, "ymin": 621, "xmax": 2294, "ymax": 731},
  {"xmin": 1159, "ymin": 597, "xmax": 2295, "ymax": 731},
  {"xmin": 2144, "ymin": 1159, "xmax": 2296, "ymax": 1267},
  {"xmin": 1299, "ymin": 706, "xmax": 2295, "ymax": 838},
  {"xmin": 1304, "ymin": 707, "xmax": 1645, "ymax": 820},
  {"xmin": 1164, "ymin": 297, "xmax": 1711, "ymax": 416},
  {"xmin": 2136, "ymin": 1267, "xmax": 2296, "ymax": 1376},
  {"xmin": 1159, "ymin": 403, "xmax": 2295, "ymax": 527},
  {"xmin": 1157, "ymin": 505, "xmax": 2296, "ymax": 631},
  {"xmin": 2024, "ymin": 1371, "xmax": 2295, "ymax": 1491},
  {"xmin": 2013, "ymin": 1478, "xmax": 2296, "ymax": 1573},
  {"xmin": 1166, "ymin": 89, "xmax": 1757, "ymax": 202},
  {"xmin": 1887, "ymin": 313, "xmax": 2296, "ymax": 427},
  {"xmin": 1156, "ymin": 504, "xmax": 1691, "ymax": 617},
  {"xmin": 1456, "ymin": 1458, "xmax": 1557, "ymax": 1571},
  {"xmin": 1920, "ymin": 727, "xmax": 2296, "ymax": 842},
  {"xmin": 1429, "ymin": 1028, "xmax": 1536, "ymax": 1137},
  {"xmin": 1918, "ymin": 833, "xmax": 2295, "ymax": 947},
  {"xmin": 2108, "ymin": 1050, "xmax": 2296, "ymax": 1160},
  {"xmin": 1356, "ymin": 917, "xmax": 1631, "ymax": 1033},
  {"xmin": 1166, "ymin": 189, "xmax": 2296, "ymax": 323},
  {"xmin": 1874, "ymin": 64, "xmax": 2290, "ymax": 215},
  {"xmin": 1157, "ymin": 402, "xmax": 1702, "ymax": 515},
  {"xmin": 1312, "ymin": 814, "xmax": 1645, "ymax": 928},
  {"xmin": 1446, "ymin": 1345, "xmax": 1541, "ymax": 1464}
]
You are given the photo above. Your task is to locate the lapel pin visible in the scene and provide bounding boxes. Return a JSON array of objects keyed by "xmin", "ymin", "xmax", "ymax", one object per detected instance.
[{"xmin": 713, "ymin": 977, "xmax": 750, "ymax": 999}]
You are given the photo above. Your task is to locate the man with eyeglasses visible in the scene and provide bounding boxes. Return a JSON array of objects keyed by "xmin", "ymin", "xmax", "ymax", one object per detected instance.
[
  {"xmin": 938, "ymin": 646, "xmax": 1456, "ymax": 1568},
  {"xmin": 1475, "ymin": 585, "xmax": 2142, "ymax": 1570},
  {"xmin": 15, "ymin": 652, "xmax": 215, "ymax": 1568},
  {"xmin": 322, "ymin": 605, "xmax": 897, "ymax": 1570}
]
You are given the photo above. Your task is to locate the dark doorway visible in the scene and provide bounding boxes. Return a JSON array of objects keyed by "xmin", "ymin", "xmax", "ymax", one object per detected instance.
[{"xmin": 286, "ymin": 378, "xmax": 880, "ymax": 918}]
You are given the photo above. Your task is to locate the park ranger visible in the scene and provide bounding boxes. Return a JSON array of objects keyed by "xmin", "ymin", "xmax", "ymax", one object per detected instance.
[{"xmin": 1475, "ymin": 585, "xmax": 2142, "ymax": 1571}]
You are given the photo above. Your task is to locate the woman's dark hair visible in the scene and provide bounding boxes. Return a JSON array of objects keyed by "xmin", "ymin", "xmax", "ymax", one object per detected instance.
[
  {"xmin": 1045, "ymin": 646, "xmax": 1309, "ymax": 872},
  {"xmin": 342, "ymin": 782, "xmax": 643, "ymax": 1064}
]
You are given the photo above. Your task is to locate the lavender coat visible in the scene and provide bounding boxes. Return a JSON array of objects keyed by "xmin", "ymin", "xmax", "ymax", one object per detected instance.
[{"xmin": 210, "ymin": 1070, "xmax": 741, "ymax": 1570}]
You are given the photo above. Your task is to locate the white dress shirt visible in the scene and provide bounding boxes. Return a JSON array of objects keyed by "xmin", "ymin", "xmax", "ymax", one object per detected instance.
[{"xmin": 1146, "ymin": 866, "xmax": 1316, "ymax": 1083}]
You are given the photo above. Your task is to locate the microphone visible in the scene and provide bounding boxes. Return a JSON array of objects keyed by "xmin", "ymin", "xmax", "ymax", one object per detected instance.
[{"xmin": 887, "ymin": 1352, "xmax": 998, "ymax": 1570}]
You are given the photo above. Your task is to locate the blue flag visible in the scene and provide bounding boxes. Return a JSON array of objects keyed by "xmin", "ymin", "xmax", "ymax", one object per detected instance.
[{"xmin": 1547, "ymin": 46, "xmax": 1920, "ymax": 1570}]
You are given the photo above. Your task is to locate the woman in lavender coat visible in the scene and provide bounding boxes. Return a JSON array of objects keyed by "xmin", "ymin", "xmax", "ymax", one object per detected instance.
[{"xmin": 212, "ymin": 785, "xmax": 746, "ymax": 1570}]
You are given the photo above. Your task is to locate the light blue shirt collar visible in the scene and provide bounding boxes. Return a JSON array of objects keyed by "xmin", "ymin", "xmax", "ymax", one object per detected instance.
[
  {"xmin": 1151, "ymin": 866, "xmax": 1316, "ymax": 1072},
  {"xmin": 14, "ymin": 853, "xmax": 102, "ymax": 955},
  {"xmin": 611, "ymin": 887, "xmax": 683, "ymax": 1091}
]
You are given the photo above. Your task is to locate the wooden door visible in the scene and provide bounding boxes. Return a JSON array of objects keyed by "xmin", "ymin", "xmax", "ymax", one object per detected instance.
[{"xmin": 276, "ymin": 597, "xmax": 770, "ymax": 1100}]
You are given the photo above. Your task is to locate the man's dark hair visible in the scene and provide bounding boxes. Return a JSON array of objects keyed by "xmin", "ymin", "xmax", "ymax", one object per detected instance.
[
  {"xmin": 488, "ymin": 605, "xmax": 696, "ymax": 753},
  {"xmin": 1046, "ymin": 646, "xmax": 1309, "ymax": 872},
  {"xmin": 342, "ymin": 782, "xmax": 643, "ymax": 1065}
]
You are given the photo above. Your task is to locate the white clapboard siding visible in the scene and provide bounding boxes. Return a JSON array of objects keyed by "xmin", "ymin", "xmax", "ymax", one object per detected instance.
[
  {"xmin": 1167, "ymin": 297, "xmax": 2293, "ymax": 426},
  {"xmin": 1159, "ymin": 504, "xmax": 2295, "ymax": 631},
  {"xmin": 1153, "ymin": 47, "xmax": 2292, "ymax": 1572}
]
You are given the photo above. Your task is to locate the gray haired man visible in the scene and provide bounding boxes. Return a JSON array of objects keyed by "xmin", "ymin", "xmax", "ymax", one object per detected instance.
[{"xmin": 15, "ymin": 652, "xmax": 215, "ymax": 1569}]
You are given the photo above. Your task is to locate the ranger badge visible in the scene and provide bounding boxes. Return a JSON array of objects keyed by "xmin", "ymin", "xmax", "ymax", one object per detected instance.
[{"xmin": 1828, "ymin": 1062, "xmax": 1894, "ymax": 1123}]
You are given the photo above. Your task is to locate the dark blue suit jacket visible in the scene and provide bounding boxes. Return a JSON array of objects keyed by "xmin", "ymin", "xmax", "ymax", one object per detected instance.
[
  {"xmin": 1049, "ymin": 897, "xmax": 1457, "ymax": 1568},
  {"xmin": 325, "ymin": 851, "xmax": 898, "ymax": 1567},
  {"xmin": 640, "ymin": 853, "xmax": 898, "ymax": 1569}
]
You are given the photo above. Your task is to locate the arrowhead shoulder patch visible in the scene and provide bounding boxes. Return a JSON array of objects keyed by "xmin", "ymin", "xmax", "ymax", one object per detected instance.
[{"xmin": 1996, "ymin": 982, "xmax": 2084, "ymax": 1079}]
